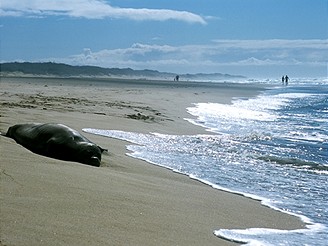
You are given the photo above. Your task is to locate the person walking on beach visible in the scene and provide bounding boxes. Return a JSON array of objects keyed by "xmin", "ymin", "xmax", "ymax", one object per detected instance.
[
  {"xmin": 285, "ymin": 75, "xmax": 289, "ymax": 85},
  {"xmin": 282, "ymin": 76, "xmax": 285, "ymax": 84}
]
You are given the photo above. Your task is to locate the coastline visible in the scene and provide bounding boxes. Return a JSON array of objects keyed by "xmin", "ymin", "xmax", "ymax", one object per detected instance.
[{"xmin": 0, "ymin": 77, "xmax": 305, "ymax": 245}]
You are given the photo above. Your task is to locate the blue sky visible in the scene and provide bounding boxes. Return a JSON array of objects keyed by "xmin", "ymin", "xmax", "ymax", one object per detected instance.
[{"xmin": 1, "ymin": 0, "xmax": 327, "ymax": 78}]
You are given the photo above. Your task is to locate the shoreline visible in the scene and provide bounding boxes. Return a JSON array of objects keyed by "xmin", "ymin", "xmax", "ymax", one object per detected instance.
[{"xmin": 0, "ymin": 77, "xmax": 305, "ymax": 245}]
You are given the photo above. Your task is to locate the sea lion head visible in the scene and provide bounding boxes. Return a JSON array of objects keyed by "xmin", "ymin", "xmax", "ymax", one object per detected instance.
[{"xmin": 78, "ymin": 142, "xmax": 103, "ymax": 167}]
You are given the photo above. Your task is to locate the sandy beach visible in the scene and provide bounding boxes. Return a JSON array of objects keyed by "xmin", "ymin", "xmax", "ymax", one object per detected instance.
[{"xmin": 0, "ymin": 77, "xmax": 305, "ymax": 246}]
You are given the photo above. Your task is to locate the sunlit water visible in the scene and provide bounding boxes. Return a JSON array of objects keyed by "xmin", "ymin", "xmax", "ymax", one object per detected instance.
[{"xmin": 84, "ymin": 79, "xmax": 328, "ymax": 245}]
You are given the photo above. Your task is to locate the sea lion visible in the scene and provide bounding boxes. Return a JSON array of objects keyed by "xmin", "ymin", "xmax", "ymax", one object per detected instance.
[{"xmin": 3, "ymin": 123, "xmax": 106, "ymax": 167}]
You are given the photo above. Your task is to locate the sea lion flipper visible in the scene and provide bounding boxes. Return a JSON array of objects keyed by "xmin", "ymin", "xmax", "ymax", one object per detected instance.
[{"xmin": 98, "ymin": 146, "xmax": 108, "ymax": 153}]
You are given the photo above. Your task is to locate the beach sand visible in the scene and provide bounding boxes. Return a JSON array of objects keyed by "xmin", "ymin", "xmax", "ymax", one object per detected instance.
[{"xmin": 0, "ymin": 77, "xmax": 305, "ymax": 246}]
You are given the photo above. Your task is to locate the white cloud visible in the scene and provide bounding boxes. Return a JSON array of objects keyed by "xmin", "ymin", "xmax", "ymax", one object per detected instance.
[
  {"xmin": 0, "ymin": 9, "xmax": 22, "ymax": 17},
  {"xmin": 42, "ymin": 39, "xmax": 328, "ymax": 77},
  {"xmin": 212, "ymin": 39, "xmax": 328, "ymax": 49},
  {"xmin": 0, "ymin": 0, "xmax": 206, "ymax": 24}
]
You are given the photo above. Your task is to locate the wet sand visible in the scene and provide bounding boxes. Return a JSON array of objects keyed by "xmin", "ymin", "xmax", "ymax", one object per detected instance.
[{"xmin": 0, "ymin": 77, "xmax": 305, "ymax": 245}]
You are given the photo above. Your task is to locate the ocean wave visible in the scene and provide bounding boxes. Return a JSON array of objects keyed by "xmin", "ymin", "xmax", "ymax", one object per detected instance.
[
  {"xmin": 257, "ymin": 156, "xmax": 328, "ymax": 174},
  {"xmin": 214, "ymin": 223, "xmax": 327, "ymax": 246},
  {"xmin": 83, "ymin": 127, "xmax": 327, "ymax": 245},
  {"xmin": 83, "ymin": 83, "xmax": 328, "ymax": 245}
]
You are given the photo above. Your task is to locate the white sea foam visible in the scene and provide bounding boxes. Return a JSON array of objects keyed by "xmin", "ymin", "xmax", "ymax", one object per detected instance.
[
  {"xmin": 188, "ymin": 102, "xmax": 277, "ymax": 122},
  {"xmin": 215, "ymin": 223, "xmax": 327, "ymax": 246},
  {"xmin": 187, "ymin": 93, "xmax": 314, "ymax": 129}
]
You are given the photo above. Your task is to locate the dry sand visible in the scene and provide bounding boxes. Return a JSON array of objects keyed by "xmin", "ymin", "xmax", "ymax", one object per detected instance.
[{"xmin": 0, "ymin": 77, "xmax": 305, "ymax": 246}]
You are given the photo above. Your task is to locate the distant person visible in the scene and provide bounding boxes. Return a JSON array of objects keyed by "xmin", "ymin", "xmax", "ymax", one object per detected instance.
[
  {"xmin": 174, "ymin": 75, "xmax": 179, "ymax": 82},
  {"xmin": 282, "ymin": 76, "xmax": 285, "ymax": 84},
  {"xmin": 285, "ymin": 75, "xmax": 289, "ymax": 85}
]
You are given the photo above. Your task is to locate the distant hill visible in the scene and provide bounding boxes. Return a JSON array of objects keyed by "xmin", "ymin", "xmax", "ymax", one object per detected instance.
[{"xmin": 0, "ymin": 62, "xmax": 245, "ymax": 80}]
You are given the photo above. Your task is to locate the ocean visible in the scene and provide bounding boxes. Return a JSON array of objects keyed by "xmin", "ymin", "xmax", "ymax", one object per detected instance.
[{"xmin": 84, "ymin": 78, "xmax": 328, "ymax": 245}]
